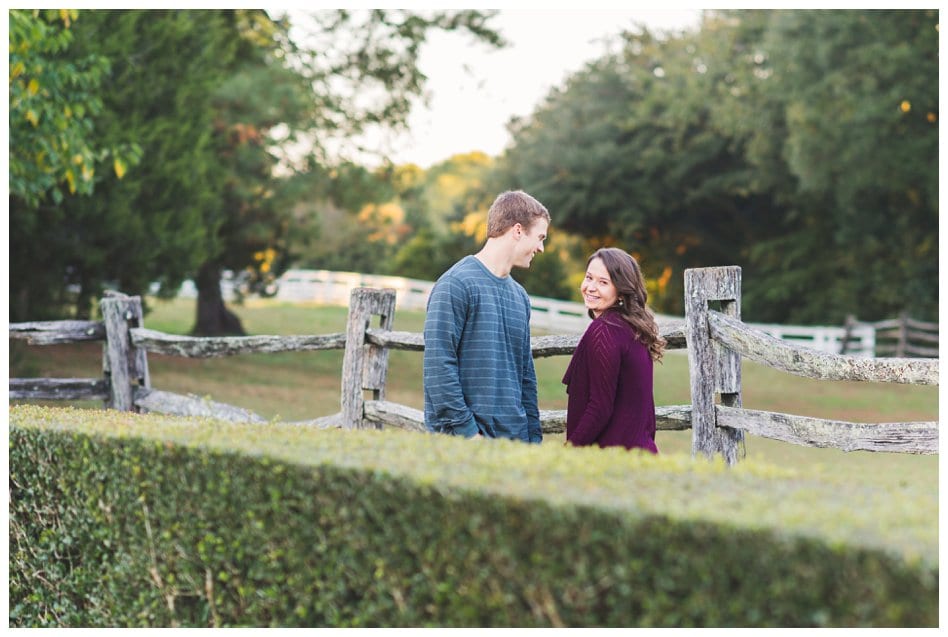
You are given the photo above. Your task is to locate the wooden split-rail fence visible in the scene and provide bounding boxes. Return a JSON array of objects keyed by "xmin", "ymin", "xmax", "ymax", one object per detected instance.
[{"xmin": 9, "ymin": 267, "xmax": 939, "ymax": 464}]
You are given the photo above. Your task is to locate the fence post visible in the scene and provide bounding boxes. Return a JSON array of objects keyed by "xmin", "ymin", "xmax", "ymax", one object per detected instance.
[
  {"xmin": 840, "ymin": 314, "xmax": 856, "ymax": 354},
  {"xmin": 100, "ymin": 292, "xmax": 151, "ymax": 412},
  {"xmin": 684, "ymin": 266, "xmax": 744, "ymax": 465},
  {"xmin": 341, "ymin": 288, "xmax": 396, "ymax": 429},
  {"xmin": 896, "ymin": 310, "xmax": 908, "ymax": 357}
]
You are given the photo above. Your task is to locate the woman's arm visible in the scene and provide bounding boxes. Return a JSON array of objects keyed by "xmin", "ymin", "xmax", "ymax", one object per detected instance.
[{"xmin": 567, "ymin": 323, "xmax": 621, "ymax": 446}]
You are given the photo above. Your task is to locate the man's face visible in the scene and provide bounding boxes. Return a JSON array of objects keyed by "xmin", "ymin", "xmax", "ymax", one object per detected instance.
[{"xmin": 513, "ymin": 219, "xmax": 548, "ymax": 268}]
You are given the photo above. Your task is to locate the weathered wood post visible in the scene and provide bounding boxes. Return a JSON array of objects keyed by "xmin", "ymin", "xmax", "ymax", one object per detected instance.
[
  {"xmin": 100, "ymin": 292, "xmax": 151, "ymax": 411},
  {"xmin": 896, "ymin": 310, "xmax": 909, "ymax": 358},
  {"xmin": 684, "ymin": 266, "xmax": 744, "ymax": 465},
  {"xmin": 840, "ymin": 314, "xmax": 856, "ymax": 355},
  {"xmin": 341, "ymin": 288, "xmax": 396, "ymax": 429}
]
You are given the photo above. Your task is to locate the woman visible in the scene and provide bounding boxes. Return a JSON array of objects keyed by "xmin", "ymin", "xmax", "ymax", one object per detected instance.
[{"xmin": 562, "ymin": 247, "xmax": 666, "ymax": 451}]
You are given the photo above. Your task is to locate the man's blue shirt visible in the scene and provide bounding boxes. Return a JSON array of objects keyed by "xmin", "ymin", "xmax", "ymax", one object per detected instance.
[{"xmin": 423, "ymin": 256, "xmax": 541, "ymax": 443}]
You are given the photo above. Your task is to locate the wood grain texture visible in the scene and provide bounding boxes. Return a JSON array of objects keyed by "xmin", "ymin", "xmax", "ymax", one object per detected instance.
[
  {"xmin": 717, "ymin": 405, "xmax": 937, "ymax": 454},
  {"xmin": 341, "ymin": 288, "xmax": 397, "ymax": 430},
  {"xmin": 707, "ymin": 311, "xmax": 938, "ymax": 385},
  {"xmin": 101, "ymin": 294, "xmax": 148, "ymax": 411},
  {"xmin": 684, "ymin": 267, "xmax": 744, "ymax": 465},
  {"xmin": 10, "ymin": 377, "xmax": 108, "ymax": 401},
  {"xmin": 9, "ymin": 320, "xmax": 106, "ymax": 345},
  {"xmin": 130, "ymin": 328, "xmax": 346, "ymax": 357},
  {"xmin": 134, "ymin": 388, "xmax": 266, "ymax": 423}
]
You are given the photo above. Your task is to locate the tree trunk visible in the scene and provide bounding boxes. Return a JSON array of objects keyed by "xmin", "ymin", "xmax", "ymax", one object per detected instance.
[
  {"xmin": 13, "ymin": 287, "xmax": 30, "ymax": 323},
  {"xmin": 193, "ymin": 261, "xmax": 246, "ymax": 336}
]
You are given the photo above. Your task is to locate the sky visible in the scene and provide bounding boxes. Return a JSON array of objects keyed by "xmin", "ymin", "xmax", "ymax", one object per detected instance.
[
  {"xmin": 386, "ymin": 9, "xmax": 704, "ymax": 168},
  {"xmin": 323, "ymin": 9, "xmax": 704, "ymax": 168}
]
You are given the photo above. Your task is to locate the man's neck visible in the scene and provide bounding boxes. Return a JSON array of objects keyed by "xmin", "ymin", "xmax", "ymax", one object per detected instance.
[{"xmin": 474, "ymin": 240, "xmax": 512, "ymax": 278}]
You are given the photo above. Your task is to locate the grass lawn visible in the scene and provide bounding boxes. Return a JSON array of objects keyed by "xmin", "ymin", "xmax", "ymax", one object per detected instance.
[{"xmin": 10, "ymin": 296, "xmax": 938, "ymax": 491}]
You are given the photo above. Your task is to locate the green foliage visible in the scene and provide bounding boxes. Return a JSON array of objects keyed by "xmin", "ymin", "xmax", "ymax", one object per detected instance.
[
  {"xmin": 10, "ymin": 406, "xmax": 937, "ymax": 627},
  {"xmin": 500, "ymin": 26, "xmax": 771, "ymax": 314},
  {"xmin": 237, "ymin": 12, "xmax": 506, "ymax": 303},
  {"xmin": 8, "ymin": 9, "xmax": 141, "ymax": 207},
  {"xmin": 9, "ymin": 9, "xmax": 504, "ymax": 326},
  {"xmin": 497, "ymin": 10, "xmax": 938, "ymax": 323},
  {"xmin": 737, "ymin": 10, "xmax": 939, "ymax": 322},
  {"xmin": 10, "ymin": 10, "xmax": 238, "ymax": 321}
]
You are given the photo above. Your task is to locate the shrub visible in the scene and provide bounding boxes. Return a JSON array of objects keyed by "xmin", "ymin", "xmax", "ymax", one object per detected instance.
[{"xmin": 9, "ymin": 405, "xmax": 937, "ymax": 627}]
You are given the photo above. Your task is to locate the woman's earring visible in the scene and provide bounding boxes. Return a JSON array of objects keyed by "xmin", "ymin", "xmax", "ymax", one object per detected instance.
[{"xmin": 618, "ymin": 298, "xmax": 624, "ymax": 306}]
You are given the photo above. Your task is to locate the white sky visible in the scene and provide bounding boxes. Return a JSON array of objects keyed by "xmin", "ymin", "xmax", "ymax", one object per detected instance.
[{"xmin": 362, "ymin": 9, "xmax": 704, "ymax": 168}]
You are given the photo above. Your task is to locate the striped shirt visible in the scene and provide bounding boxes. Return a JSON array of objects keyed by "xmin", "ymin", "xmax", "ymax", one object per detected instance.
[{"xmin": 423, "ymin": 255, "xmax": 541, "ymax": 442}]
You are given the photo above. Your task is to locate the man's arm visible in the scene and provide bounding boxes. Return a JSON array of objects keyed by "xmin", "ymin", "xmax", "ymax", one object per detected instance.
[
  {"xmin": 521, "ymin": 301, "xmax": 542, "ymax": 443},
  {"xmin": 522, "ymin": 353, "xmax": 542, "ymax": 443},
  {"xmin": 423, "ymin": 277, "xmax": 478, "ymax": 437}
]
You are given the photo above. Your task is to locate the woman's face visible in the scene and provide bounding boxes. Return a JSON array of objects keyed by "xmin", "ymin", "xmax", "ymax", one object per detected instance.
[{"xmin": 581, "ymin": 257, "xmax": 618, "ymax": 317}]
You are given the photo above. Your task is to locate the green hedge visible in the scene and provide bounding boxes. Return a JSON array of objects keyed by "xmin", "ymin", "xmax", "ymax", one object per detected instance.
[{"xmin": 9, "ymin": 405, "xmax": 937, "ymax": 627}]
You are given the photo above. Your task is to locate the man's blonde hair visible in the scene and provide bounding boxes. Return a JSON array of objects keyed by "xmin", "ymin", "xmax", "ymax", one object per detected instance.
[{"xmin": 486, "ymin": 190, "xmax": 550, "ymax": 238}]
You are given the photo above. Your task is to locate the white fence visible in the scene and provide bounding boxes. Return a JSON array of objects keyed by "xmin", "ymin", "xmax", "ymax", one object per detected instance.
[
  {"xmin": 276, "ymin": 268, "xmax": 600, "ymax": 333},
  {"xmin": 746, "ymin": 321, "xmax": 875, "ymax": 358},
  {"xmin": 268, "ymin": 269, "xmax": 875, "ymax": 355}
]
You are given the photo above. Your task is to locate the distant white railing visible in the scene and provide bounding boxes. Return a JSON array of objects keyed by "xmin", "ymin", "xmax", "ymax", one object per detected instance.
[
  {"xmin": 745, "ymin": 321, "xmax": 876, "ymax": 358},
  {"xmin": 277, "ymin": 269, "xmax": 432, "ymax": 312},
  {"xmin": 274, "ymin": 268, "xmax": 594, "ymax": 333}
]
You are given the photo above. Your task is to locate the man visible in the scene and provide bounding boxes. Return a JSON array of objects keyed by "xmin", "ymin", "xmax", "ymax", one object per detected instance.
[{"xmin": 423, "ymin": 190, "xmax": 550, "ymax": 443}]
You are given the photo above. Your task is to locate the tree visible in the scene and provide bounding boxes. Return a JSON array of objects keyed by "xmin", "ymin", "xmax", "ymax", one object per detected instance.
[
  {"xmin": 249, "ymin": 12, "xmax": 507, "ymax": 320},
  {"xmin": 21, "ymin": 10, "xmax": 241, "ymax": 322},
  {"xmin": 9, "ymin": 9, "xmax": 138, "ymax": 207},
  {"xmin": 9, "ymin": 9, "xmax": 504, "ymax": 332},
  {"xmin": 743, "ymin": 10, "xmax": 938, "ymax": 322},
  {"xmin": 498, "ymin": 10, "xmax": 938, "ymax": 322},
  {"xmin": 192, "ymin": 10, "xmax": 318, "ymax": 334},
  {"xmin": 500, "ymin": 21, "xmax": 771, "ymax": 314},
  {"xmin": 9, "ymin": 9, "xmax": 140, "ymax": 320},
  {"xmin": 291, "ymin": 162, "xmax": 401, "ymax": 275}
]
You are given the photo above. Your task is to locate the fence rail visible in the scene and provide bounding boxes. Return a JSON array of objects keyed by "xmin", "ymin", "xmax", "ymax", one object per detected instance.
[
  {"xmin": 9, "ymin": 268, "xmax": 938, "ymax": 463},
  {"xmin": 708, "ymin": 312, "xmax": 938, "ymax": 385}
]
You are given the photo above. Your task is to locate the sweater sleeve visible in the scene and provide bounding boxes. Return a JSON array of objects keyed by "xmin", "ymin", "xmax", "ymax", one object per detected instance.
[
  {"xmin": 521, "ymin": 301, "xmax": 542, "ymax": 443},
  {"xmin": 566, "ymin": 322, "xmax": 621, "ymax": 446},
  {"xmin": 423, "ymin": 277, "xmax": 478, "ymax": 437}
]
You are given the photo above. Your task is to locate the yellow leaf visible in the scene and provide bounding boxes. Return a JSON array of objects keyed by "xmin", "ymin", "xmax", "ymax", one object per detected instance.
[
  {"xmin": 65, "ymin": 105, "xmax": 72, "ymax": 118},
  {"xmin": 65, "ymin": 169, "xmax": 76, "ymax": 194},
  {"xmin": 25, "ymin": 110, "xmax": 38, "ymax": 126},
  {"xmin": 82, "ymin": 164, "xmax": 94, "ymax": 181},
  {"xmin": 72, "ymin": 153, "xmax": 83, "ymax": 165},
  {"xmin": 59, "ymin": 9, "xmax": 72, "ymax": 28},
  {"xmin": 114, "ymin": 159, "xmax": 127, "ymax": 180},
  {"xmin": 27, "ymin": 78, "xmax": 39, "ymax": 95},
  {"xmin": 11, "ymin": 61, "xmax": 25, "ymax": 80}
]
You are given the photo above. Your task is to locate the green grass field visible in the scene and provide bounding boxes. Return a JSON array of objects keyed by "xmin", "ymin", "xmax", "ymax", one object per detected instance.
[{"xmin": 10, "ymin": 296, "xmax": 939, "ymax": 489}]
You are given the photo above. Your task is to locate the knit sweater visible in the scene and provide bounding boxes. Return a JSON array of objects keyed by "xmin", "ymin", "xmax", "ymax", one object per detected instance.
[
  {"xmin": 423, "ymin": 256, "xmax": 541, "ymax": 442},
  {"xmin": 562, "ymin": 308, "xmax": 658, "ymax": 452}
]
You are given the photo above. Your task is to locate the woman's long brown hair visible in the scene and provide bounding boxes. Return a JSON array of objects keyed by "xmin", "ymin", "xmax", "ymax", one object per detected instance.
[{"xmin": 586, "ymin": 247, "xmax": 666, "ymax": 361}]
